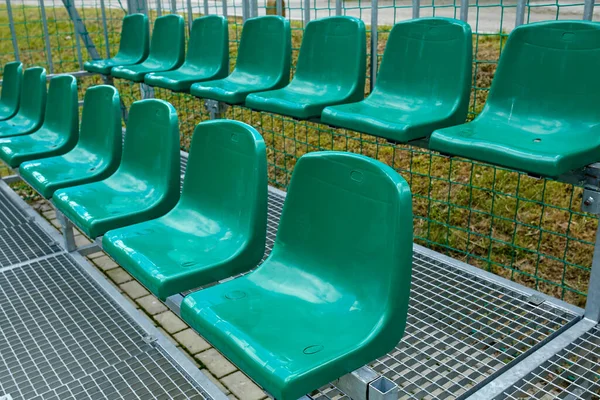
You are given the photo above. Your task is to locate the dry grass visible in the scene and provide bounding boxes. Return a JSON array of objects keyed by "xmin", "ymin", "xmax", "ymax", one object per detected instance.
[{"xmin": 0, "ymin": 7, "xmax": 595, "ymax": 306}]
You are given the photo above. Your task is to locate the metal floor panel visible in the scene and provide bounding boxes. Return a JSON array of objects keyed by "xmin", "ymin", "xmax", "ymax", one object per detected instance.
[
  {"xmin": 0, "ymin": 222, "xmax": 62, "ymax": 267},
  {"xmin": 0, "ymin": 188, "xmax": 27, "ymax": 229},
  {"xmin": 28, "ymin": 348, "xmax": 208, "ymax": 400},
  {"xmin": 262, "ymin": 188, "xmax": 580, "ymax": 400},
  {"xmin": 502, "ymin": 323, "xmax": 600, "ymax": 399}
]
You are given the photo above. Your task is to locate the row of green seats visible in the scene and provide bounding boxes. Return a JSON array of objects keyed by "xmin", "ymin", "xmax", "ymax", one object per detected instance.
[{"xmin": 0, "ymin": 74, "xmax": 414, "ymax": 400}]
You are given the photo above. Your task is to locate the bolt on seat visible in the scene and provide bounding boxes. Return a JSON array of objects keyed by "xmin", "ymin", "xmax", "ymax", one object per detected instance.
[
  {"xmin": 20, "ymin": 85, "xmax": 122, "ymax": 199},
  {"xmin": 0, "ymin": 75, "xmax": 78, "ymax": 168},
  {"xmin": 102, "ymin": 120, "xmax": 267, "ymax": 300},
  {"xmin": 83, "ymin": 14, "xmax": 150, "ymax": 75},
  {"xmin": 0, "ymin": 61, "xmax": 23, "ymax": 121},
  {"xmin": 321, "ymin": 18, "xmax": 472, "ymax": 143},
  {"xmin": 144, "ymin": 16, "xmax": 229, "ymax": 93},
  {"xmin": 0, "ymin": 67, "xmax": 46, "ymax": 138},
  {"xmin": 181, "ymin": 151, "xmax": 413, "ymax": 400},
  {"xmin": 190, "ymin": 16, "xmax": 291, "ymax": 105},
  {"xmin": 52, "ymin": 99, "xmax": 181, "ymax": 239},
  {"xmin": 111, "ymin": 14, "xmax": 185, "ymax": 83},
  {"xmin": 429, "ymin": 21, "xmax": 600, "ymax": 178},
  {"xmin": 245, "ymin": 16, "xmax": 366, "ymax": 120}
]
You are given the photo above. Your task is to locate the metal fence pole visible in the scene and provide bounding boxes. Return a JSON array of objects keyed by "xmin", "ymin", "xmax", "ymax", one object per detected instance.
[
  {"xmin": 222, "ymin": 0, "xmax": 228, "ymax": 17},
  {"xmin": 100, "ymin": 0, "xmax": 111, "ymax": 58},
  {"xmin": 304, "ymin": 0, "xmax": 310, "ymax": 25},
  {"xmin": 515, "ymin": 0, "xmax": 526, "ymax": 27},
  {"xmin": 62, "ymin": 0, "xmax": 102, "ymax": 65},
  {"xmin": 187, "ymin": 0, "xmax": 193, "ymax": 32},
  {"xmin": 156, "ymin": 0, "xmax": 163, "ymax": 16},
  {"xmin": 460, "ymin": 0, "xmax": 469, "ymax": 22},
  {"xmin": 251, "ymin": 0, "xmax": 258, "ymax": 17},
  {"xmin": 7, "ymin": 0, "xmax": 20, "ymax": 62},
  {"xmin": 242, "ymin": 0, "xmax": 249, "ymax": 21},
  {"xmin": 171, "ymin": 0, "xmax": 177, "ymax": 13},
  {"xmin": 204, "ymin": 0, "xmax": 210, "ymax": 15},
  {"xmin": 412, "ymin": 0, "xmax": 420, "ymax": 18},
  {"xmin": 335, "ymin": 0, "xmax": 341, "ymax": 15},
  {"xmin": 370, "ymin": 0, "xmax": 378, "ymax": 92},
  {"xmin": 585, "ymin": 223, "xmax": 600, "ymax": 322},
  {"xmin": 39, "ymin": 0, "xmax": 54, "ymax": 73},
  {"xmin": 583, "ymin": 0, "xmax": 594, "ymax": 20}
]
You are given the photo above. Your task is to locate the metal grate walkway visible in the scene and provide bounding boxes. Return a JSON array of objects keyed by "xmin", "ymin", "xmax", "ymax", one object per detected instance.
[{"xmin": 0, "ymin": 182, "xmax": 220, "ymax": 400}]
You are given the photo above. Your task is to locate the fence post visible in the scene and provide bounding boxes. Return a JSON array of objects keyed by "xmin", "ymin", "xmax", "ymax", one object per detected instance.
[
  {"xmin": 335, "ymin": 0, "xmax": 341, "ymax": 15},
  {"xmin": 6, "ymin": 0, "xmax": 20, "ymax": 62},
  {"xmin": 40, "ymin": 0, "xmax": 54, "ymax": 73},
  {"xmin": 243, "ymin": 0, "xmax": 249, "ymax": 21},
  {"xmin": 412, "ymin": 0, "xmax": 420, "ymax": 19},
  {"xmin": 460, "ymin": 0, "xmax": 469, "ymax": 22},
  {"xmin": 204, "ymin": 0, "xmax": 210, "ymax": 15},
  {"xmin": 515, "ymin": 0, "xmax": 526, "ymax": 27},
  {"xmin": 304, "ymin": 0, "xmax": 311, "ymax": 25},
  {"xmin": 100, "ymin": 0, "xmax": 111, "ymax": 58},
  {"xmin": 222, "ymin": 0, "xmax": 228, "ymax": 17},
  {"xmin": 583, "ymin": 0, "xmax": 594, "ymax": 20},
  {"xmin": 370, "ymin": 0, "xmax": 378, "ymax": 92},
  {"xmin": 584, "ymin": 224, "xmax": 600, "ymax": 322},
  {"xmin": 187, "ymin": 0, "xmax": 193, "ymax": 32},
  {"xmin": 170, "ymin": 0, "xmax": 177, "ymax": 13}
]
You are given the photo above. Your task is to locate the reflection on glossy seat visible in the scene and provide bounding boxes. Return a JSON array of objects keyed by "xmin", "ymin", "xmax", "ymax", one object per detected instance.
[
  {"xmin": 144, "ymin": 16, "xmax": 229, "ymax": 92},
  {"xmin": 52, "ymin": 99, "xmax": 180, "ymax": 238},
  {"xmin": 246, "ymin": 16, "xmax": 366, "ymax": 120},
  {"xmin": 102, "ymin": 120, "xmax": 267, "ymax": 300},
  {"xmin": 0, "ymin": 67, "xmax": 46, "ymax": 138},
  {"xmin": 322, "ymin": 18, "xmax": 472, "ymax": 143},
  {"xmin": 190, "ymin": 16, "xmax": 291, "ymax": 104},
  {"xmin": 181, "ymin": 151, "xmax": 413, "ymax": 400},
  {"xmin": 0, "ymin": 61, "xmax": 23, "ymax": 121},
  {"xmin": 20, "ymin": 85, "xmax": 122, "ymax": 199},
  {"xmin": 84, "ymin": 14, "xmax": 150, "ymax": 75},
  {"xmin": 111, "ymin": 14, "xmax": 185, "ymax": 83},
  {"xmin": 429, "ymin": 21, "xmax": 600, "ymax": 177},
  {"xmin": 0, "ymin": 75, "xmax": 78, "ymax": 168}
]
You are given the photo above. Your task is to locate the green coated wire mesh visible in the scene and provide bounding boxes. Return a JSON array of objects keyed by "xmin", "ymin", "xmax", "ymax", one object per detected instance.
[{"xmin": 0, "ymin": 0, "xmax": 598, "ymax": 307}]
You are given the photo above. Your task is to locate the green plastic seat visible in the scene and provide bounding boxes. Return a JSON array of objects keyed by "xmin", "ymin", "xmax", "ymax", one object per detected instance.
[
  {"xmin": 52, "ymin": 99, "xmax": 180, "ymax": 239},
  {"xmin": 429, "ymin": 21, "xmax": 600, "ymax": 178},
  {"xmin": 144, "ymin": 16, "xmax": 229, "ymax": 92},
  {"xmin": 181, "ymin": 151, "xmax": 413, "ymax": 400},
  {"xmin": 111, "ymin": 15, "xmax": 185, "ymax": 83},
  {"xmin": 245, "ymin": 16, "xmax": 366, "ymax": 120},
  {"xmin": 0, "ymin": 67, "xmax": 46, "ymax": 138},
  {"xmin": 102, "ymin": 120, "xmax": 267, "ymax": 300},
  {"xmin": 321, "ymin": 18, "xmax": 472, "ymax": 143},
  {"xmin": 84, "ymin": 14, "xmax": 150, "ymax": 75},
  {"xmin": 190, "ymin": 16, "xmax": 291, "ymax": 104},
  {"xmin": 19, "ymin": 85, "xmax": 122, "ymax": 199},
  {"xmin": 0, "ymin": 75, "xmax": 78, "ymax": 168},
  {"xmin": 0, "ymin": 61, "xmax": 23, "ymax": 121}
]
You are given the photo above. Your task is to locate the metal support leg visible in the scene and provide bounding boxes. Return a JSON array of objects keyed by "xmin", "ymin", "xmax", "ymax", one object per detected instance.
[
  {"xmin": 204, "ymin": 99, "xmax": 228, "ymax": 119},
  {"xmin": 583, "ymin": 0, "xmax": 594, "ymax": 20},
  {"xmin": 580, "ymin": 163, "xmax": 600, "ymax": 322},
  {"xmin": 103, "ymin": 75, "xmax": 129, "ymax": 122},
  {"xmin": 370, "ymin": 0, "xmax": 378, "ymax": 92},
  {"xmin": 460, "ymin": 0, "xmax": 469, "ymax": 22},
  {"xmin": 140, "ymin": 83, "xmax": 155, "ymax": 99},
  {"xmin": 56, "ymin": 211, "xmax": 77, "ymax": 252},
  {"xmin": 333, "ymin": 367, "xmax": 398, "ymax": 400},
  {"xmin": 515, "ymin": 0, "xmax": 526, "ymax": 27}
]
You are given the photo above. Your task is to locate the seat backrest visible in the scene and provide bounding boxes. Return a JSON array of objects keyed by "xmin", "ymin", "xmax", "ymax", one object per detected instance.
[
  {"xmin": 77, "ymin": 85, "xmax": 122, "ymax": 166},
  {"xmin": 42, "ymin": 75, "xmax": 78, "ymax": 139},
  {"xmin": 375, "ymin": 18, "xmax": 471, "ymax": 115},
  {"xmin": 271, "ymin": 152, "xmax": 413, "ymax": 332},
  {"xmin": 185, "ymin": 16, "xmax": 229, "ymax": 76},
  {"xmin": 118, "ymin": 99, "xmax": 180, "ymax": 194},
  {"xmin": 148, "ymin": 14, "xmax": 185, "ymax": 66},
  {"xmin": 1, "ymin": 61, "xmax": 23, "ymax": 113},
  {"xmin": 483, "ymin": 21, "xmax": 600, "ymax": 124},
  {"xmin": 234, "ymin": 16, "xmax": 291, "ymax": 86},
  {"xmin": 181, "ymin": 120, "xmax": 267, "ymax": 248},
  {"xmin": 117, "ymin": 14, "xmax": 150, "ymax": 62},
  {"xmin": 293, "ymin": 17, "xmax": 366, "ymax": 93},
  {"xmin": 18, "ymin": 67, "xmax": 46, "ymax": 122}
]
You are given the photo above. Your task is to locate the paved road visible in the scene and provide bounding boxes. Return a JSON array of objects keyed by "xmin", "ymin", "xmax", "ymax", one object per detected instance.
[{"xmin": 13, "ymin": 0, "xmax": 598, "ymax": 33}]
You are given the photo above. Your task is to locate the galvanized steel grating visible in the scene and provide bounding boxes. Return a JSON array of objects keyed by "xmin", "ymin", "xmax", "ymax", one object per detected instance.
[
  {"xmin": 0, "ymin": 254, "xmax": 150, "ymax": 400},
  {"xmin": 502, "ymin": 323, "xmax": 600, "ymax": 399},
  {"xmin": 0, "ymin": 188, "xmax": 27, "ymax": 229},
  {"xmin": 27, "ymin": 348, "xmax": 208, "ymax": 400},
  {"xmin": 0, "ymin": 222, "xmax": 62, "ymax": 267},
  {"xmin": 263, "ymin": 189, "xmax": 579, "ymax": 400}
]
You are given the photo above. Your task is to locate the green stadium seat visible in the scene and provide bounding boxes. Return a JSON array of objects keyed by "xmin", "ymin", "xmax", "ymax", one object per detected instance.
[
  {"xmin": 20, "ymin": 85, "xmax": 122, "ymax": 199},
  {"xmin": 429, "ymin": 21, "xmax": 600, "ymax": 178},
  {"xmin": 102, "ymin": 120, "xmax": 267, "ymax": 300},
  {"xmin": 190, "ymin": 16, "xmax": 291, "ymax": 104},
  {"xmin": 111, "ymin": 15, "xmax": 185, "ymax": 83},
  {"xmin": 181, "ymin": 151, "xmax": 413, "ymax": 400},
  {"xmin": 0, "ymin": 61, "xmax": 23, "ymax": 121},
  {"xmin": 0, "ymin": 75, "xmax": 78, "ymax": 168},
  {"xmin": 0, "ymin": 67, "xmax": 46, "ymax": 138},
  {"xmin": 245, "ymin": 16, "xmax": 366, "ymax": 120},
  {"xmin": 84, "ymin": 14, "xmax": 150, "ymax": 75},
  {"xmin": 321, "ymin": 18, "xmax": 472, "ymax": 143},
  {"xmin": 144, "ymin": 16, "xmax": 229, "ymax": 92},
  {"xmin": 52, "ymin": 99, "xmax": 180, "ymax": 238}
]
